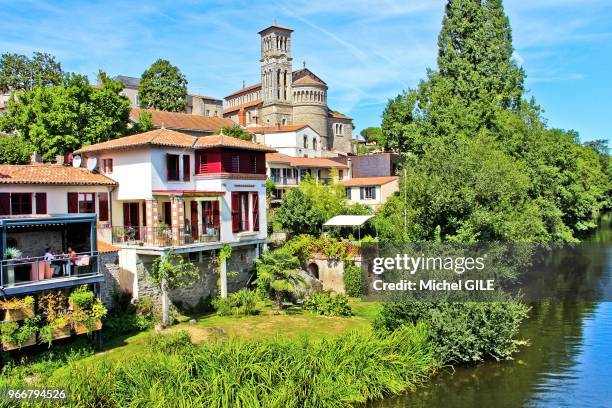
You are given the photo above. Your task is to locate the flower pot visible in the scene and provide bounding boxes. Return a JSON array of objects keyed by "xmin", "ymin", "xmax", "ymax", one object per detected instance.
[
  {"xmin": 2, "ymin": 305, "xmax": 34, "ymax": 322},
  {"xmin": 2, "ymin": 334, "xmax": 36, "ymax": 351},
  {"xmin": 74, "ymin": 319, "xmax": 102, "ymax": 335},
  {"xmin": 51, "ymin": 324, "xmax": 72, "ymax": 340}
]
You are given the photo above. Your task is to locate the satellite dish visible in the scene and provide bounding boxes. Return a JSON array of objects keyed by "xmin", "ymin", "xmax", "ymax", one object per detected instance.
[
  {"xmin": 86, "ymin": 157, "xmax": 98, "ymax": 171},
  {"xmin": 72, "ymin": 155, "xmax": 82, "ymax": 168}
]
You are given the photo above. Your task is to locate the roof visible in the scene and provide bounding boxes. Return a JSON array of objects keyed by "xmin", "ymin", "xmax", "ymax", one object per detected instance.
[
  {"xmin": 224, "ymin": 83, "xmax": 262, "ymax": 100},
  {"xmin": 324, "ymin": 215, "xmax": 374, "ymax": 227},
  {"xmin": 258, "ymin": 25, "xmax": 294, "ymax": 35},
  {"xmin": 98, "ymin": 240, "xmax": 120, "ymax": 253},
  {"xmin": 328, "ymin": 110, "xmax": 352, "ymax": 120},
  {"xmin": 266, "ymin": 153, "xmax": 349, "ymax": 168},
  {"xmin": 342, "ymin": 176, "xmax": 399, "ymax": 187},
  {"xmin": 223, "ymin": 99, "xmax": 263, "ymax": 114},
  {"xmin": 0, "ymin": 213, "xmax": 98, "ymax": 227},
  {"xmin": 247, "ymin": 124, "xmax": 309, "ymax": 134},
  {"xmin": 75, "ymin": 128, "xmax": 196, "ymax": 153},
  {"xmin": 130, "ymin": 108, "xmax": 234, "ymax": 133},
  {"xmin": 0, "ymin": 165, "xmax": 117, "ymax": 186},
  {"xmin": 293, "ymin": 75, "xmax": 326, "ymax": 87},
  {"xmin": 194, "ymin": 134, "xmax": 276, "ymax": 152},
  {"xmin": 114, "ymin": 75, "xmax": 140, "ymax": 88},
  {"xmin": 187, "ymin": 94, "xmax": 223, "ymax": 103},
  {"xmin": 76, "ymin": 128, "xmax": 276, "ymax": 154},
  {"xmin": 292, "ymin": 68, "xmax": 327, "ymax": 86}
]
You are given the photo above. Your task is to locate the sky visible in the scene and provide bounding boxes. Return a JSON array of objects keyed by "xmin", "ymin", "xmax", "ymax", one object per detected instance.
[{"xmin": 0, "ymin": 0, "xmax": 610, "ymax": 143}]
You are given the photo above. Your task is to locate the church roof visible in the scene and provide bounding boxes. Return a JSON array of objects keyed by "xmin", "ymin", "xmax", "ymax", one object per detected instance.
[
  {"xmin": 328, "ymin": 110, "xmax": 352, "ymax": 120},
  {"xmin": 258, "ymin": 25, "xmax": 294, "ymax": 35},
  {"xmin": 223, "ymin": 99, "xmax": 263, "ymax": 114},
  {"xmin": 247, "ymin": 125, "xmax": 310, "ymax": 134},
  {"xmin": 292, "ymin": 68, "xmax": 327, "ymax": 87},
  {"xmin": 224, "ymin": 83, "xmax": 262, "ymax": 100},
  {"xmin": 293, "ymin": 75, "xmax": 326, "ymax": 87}
]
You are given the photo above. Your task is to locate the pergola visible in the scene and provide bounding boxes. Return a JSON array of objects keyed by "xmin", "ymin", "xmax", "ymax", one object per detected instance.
[{"xmin": 322, "ymin": 215, "xmax": 375, "ymax": 240}]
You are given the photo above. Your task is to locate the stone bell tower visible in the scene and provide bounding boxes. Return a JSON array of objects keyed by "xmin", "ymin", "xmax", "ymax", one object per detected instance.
[{"xmin": 259, "ymin": 24, "xmax": 294, "ymax": 127}]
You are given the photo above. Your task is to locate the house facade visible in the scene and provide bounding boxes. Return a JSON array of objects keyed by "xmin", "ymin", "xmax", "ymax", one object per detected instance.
[
  {"xmin": 250, "ymin": 125, "xmax": 325, "ymax": 158},
  {"xmin": 343, "ymin": 176, "xmax": 399, "ymax": 210},
  {"xmin": 75, "ymin": 128, "xmax": 275, "ymax": 306}
]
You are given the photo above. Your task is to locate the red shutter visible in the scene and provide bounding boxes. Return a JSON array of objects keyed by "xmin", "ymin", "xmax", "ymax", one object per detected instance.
[
  {"xmin": 252, "ymin": 192, "xmax": 259, "ymax": 231},
  {"xmin": 231, "ymin": 192, "xmax": 240, "ymax": 232},
  {"xmin": 183, "ymin": 155, "xmax": 191, "ymax": 181},
  {"xmin": 36, "ymin": 192, "xmax": 47, "ymax": 214},
  {"xmin": 212, "ymin": 200, "xmax": 220, "ymax": 228},
  {"xmin": 98, "ymin": 192, "xmax": 109, "ymax": 221},
  {"xmin": 68, "ymin": 192, "xmax": 79, "ymax": 213},
  {"xmin": 0, "ymin": 193, "xmax": 10, "ymax": 215}
]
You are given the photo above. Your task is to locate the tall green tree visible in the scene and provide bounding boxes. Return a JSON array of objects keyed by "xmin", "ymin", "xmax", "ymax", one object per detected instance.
[
  {"xmin": 219, "ymin": 125, "xmax": 252, "ymax": 141},
  {"xmin": 0, "ymin": 72, "xmax": 130, "ymax": 161},
  {"xmin": 0, "ymin": 52, "xmax": 62, "ymax": 93},
  {"xmin": 0, "ymin": 136, "xmax": 34, "ymax": 164},
  {"xmin": 138, "ymin": 59, "xmax": 187, "ymax": 112}
]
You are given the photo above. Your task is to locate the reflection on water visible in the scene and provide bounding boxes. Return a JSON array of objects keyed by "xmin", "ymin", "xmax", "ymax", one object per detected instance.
[{"xmin": 373, "ymin": 215, "xmax": 612, "ymax": 408}]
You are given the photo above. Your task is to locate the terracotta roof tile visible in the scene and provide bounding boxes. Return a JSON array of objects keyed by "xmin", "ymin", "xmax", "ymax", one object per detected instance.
[
  {"xmin": 0, "ymin": 164, "xmax": 117, "ymax": 186},
  {"xmin": 293, "ymin": 75, "xmax": 327, "ymax": 87},
  {"xmin": 223, "ymin": 99, "xmax": 263, "ymax": 114},
  {"xmin": 342, "ymin": 176, "xmax": 398, "ymax": 186},
  {"xmin": 328, "ymin": 110, "xmax": 352, "ymax": 120},
  {"xmin": 247, "ymin": 124, "xmax": 309, "ymax": 134},
  {"xmin": 130, "ymin": 108, "xmax": 234, "ymax": 133},
  {"xmin": 266, "ymin": 153, "xmax": 348, "ymax": 168},
  {"xmin": 224, "ymin": 83, "xmax": 262, "ymax": 99},
  {"xmin": 75, "ymin": 128, "xmax": 197, "ymax": 153},
  {"xmin": 98, "ymin": 240, "xmax": 120, "ymax": 253},
  {"xmin": 195, "ymin": 135, "xmax": 276, "ymax": 152}
]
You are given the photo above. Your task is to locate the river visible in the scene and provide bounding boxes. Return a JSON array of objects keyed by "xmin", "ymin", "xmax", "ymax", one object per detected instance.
[{"xmin": 374, "ymin": 215, "xmax": 612, "ymax": 408}]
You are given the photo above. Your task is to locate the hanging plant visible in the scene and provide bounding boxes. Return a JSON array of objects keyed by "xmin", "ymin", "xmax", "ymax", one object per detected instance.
[
  {"xmin": 37, "ymin": 290, "xmax": 68, "ymax": 322},
  {"xmin": 69, "ymin": 285, "xmax": 95, "ymax": 310},
  {"xmin": 1, "ymin": 317, "xmax": 39, "ymax": 350},
  {"xmin": 0, "ymin": 296, "xmax": 35, "ymax": 321}
]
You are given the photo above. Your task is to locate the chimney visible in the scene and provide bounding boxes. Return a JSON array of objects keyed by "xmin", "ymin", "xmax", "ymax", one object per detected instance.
[
  {"xmin": 55, "ymin": 155, "xmax": 64, "ymax": 165},
  {"xmin": 30, "ymin": 151, "xmax": 42, "ymax": 164}
]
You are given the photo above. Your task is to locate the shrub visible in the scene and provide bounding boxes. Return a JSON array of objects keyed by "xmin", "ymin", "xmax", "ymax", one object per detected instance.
[
  {"xmin": 0, "ymin": 317, "xmax": 40, "ymax": 349},
  {"xmin": 69, "ymin": 285, "xmax": 95, "ymax": 309},
  {"xmin": 103, "ymin": 295, "xmax": 155, "ymax": 338},
  {"xmin": 303, "ymin": 292, "xmax": 352, "ymax": 317},
  {"xmin": 212, "ymin": 289, "xmax": 259, "ymax": 317},
  {"xmin": 0, "ymin": 295, "xmax": 34, "ymax": 310},
  {"xmin": 148, "ymin": 330, "xmax": 192, "ymax": 353},
  {"xmin": 343, "ymin": 263, "xmax": 362, "ymax": 297},
  {"xmin": 373, "ymin": 301, "xmax": 530, "ymax": 364}
]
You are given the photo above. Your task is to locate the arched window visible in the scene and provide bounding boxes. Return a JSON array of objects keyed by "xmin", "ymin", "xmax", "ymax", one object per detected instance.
[
  {"xmin": 281, "ymin": 118, "xmax": 287, "ymax": 125},
  {"xmin": 303, "ymin": 135, "xmax": 308, "ymax": 148},
  {"xmin": 313, "ymin": 139, "xmax": 317, "ymax": 150}
]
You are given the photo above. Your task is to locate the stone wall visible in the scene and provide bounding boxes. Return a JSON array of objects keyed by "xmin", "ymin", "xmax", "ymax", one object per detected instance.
[
  {"xmin": 7, "ymin": 230, "xmax": 62, "ymax": 258},
  {"xmin": 99, "ymin": 251, "xmax": 120, "ymax": 307}
]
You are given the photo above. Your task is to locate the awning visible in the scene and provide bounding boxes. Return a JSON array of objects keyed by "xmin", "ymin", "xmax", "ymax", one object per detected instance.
[{"xmin": 323, "ymin": 215, "xmax": 374, "ymax": 227}]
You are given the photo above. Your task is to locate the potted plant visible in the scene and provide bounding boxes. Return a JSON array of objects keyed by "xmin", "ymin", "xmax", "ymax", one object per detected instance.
[
  {"xmin": 39, "ymin": 313, "xmax": 72, "ymax": 347},
  {"xmin": 4, "ymin": 247, "xmax": 22, "ymax": 260},
  {"xmin": 72, "ymin": 300, "xmax": 106, "ymax": 335},
  {"xmin": 68, "ymin": 285, "xmax": 95, "ymax": 310},
  {"xmin": 37, "ymin": 290, "xmax": 68, "ymax": 322},
  {"xmin": 1, "ymin": 317, "xmax": 39, "ymax": 350},
  {"xmin": 0, "ymin": 296, "xmax": 35, "ymax": 321}
]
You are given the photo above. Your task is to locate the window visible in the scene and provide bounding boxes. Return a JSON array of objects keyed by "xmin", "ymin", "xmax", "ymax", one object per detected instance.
[
  {"xmin": 183, "ymin": 155, "xmax": 190, "ymax": 181},
  {"xmin": 252, "ymin": 192, "xmax": 259, "ymax": 231},
  {"xmin": 11, "ymin": 193, "xmax": 32, "ymax": 215},
  {"xmin": 35, "ymin": 192, "xmax": 47, "ymax": 214},
  {"xmin": 231, "ymin": 155, "xmax": 240, "ymax": 173},
  {"xmin": 163, "ymin": 202, "xmax": 172, "ymax": 225},
  {"xmin": 198, "ymin": 154, "xmax": 208, "ymax": 173},
  {"xmin": 303, "ymin": 135, "xmax": 308, "ymax": 148},
  {"xmin": 67, "ymin": 192, "xmax": 95, "ymax": 213},
  {"xmin": 98, "ymin": 192, "xmax": 109, "ymax": 221},
  {"xmin": 345, "ymin": 187, "xmax": 352, "ymax": 199},
  {"xmin": 102, "ymin": 158, "xmax": 113, "ymax": 174},
  {"xmin": 166, "ymin": 154, "xmax": 180, "ymax": 181},
  {"xmin": 250, "ymin": 155, "xmax": 257, "ymax": 174},
  {"xmin": 360, "ymin": 186, "xmax": 376, "ymax": 200},
  {"xmin": 312, "ymin": 139, "xmax": 317, "ymax": 151},
  {"xmin": 338, "ymin": 170, "xmax": 344, "ymax": 180},
  {"xmin": 231, "ymin": 192, "xmax": 251, "ymax": 233}
]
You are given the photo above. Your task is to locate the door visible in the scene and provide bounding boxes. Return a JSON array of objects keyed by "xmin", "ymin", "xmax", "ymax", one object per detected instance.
[
  {"xmin": 190, "ymin": 201, "xmax": 198, "ymax": 239},
  {"xmin": 122, "ymin": 202, "xmax": 140, "ymax": 240}
]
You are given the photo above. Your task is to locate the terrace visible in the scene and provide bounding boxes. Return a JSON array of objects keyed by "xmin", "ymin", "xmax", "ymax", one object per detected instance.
[{"xmin": 0, "ymin": 214, "xmax": 103, "ymax": 296}]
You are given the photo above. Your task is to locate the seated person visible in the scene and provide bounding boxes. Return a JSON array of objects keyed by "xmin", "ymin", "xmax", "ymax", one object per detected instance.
[{"xmin": 44, "ymin": 247, "xmax": 62, "ymax": 277}]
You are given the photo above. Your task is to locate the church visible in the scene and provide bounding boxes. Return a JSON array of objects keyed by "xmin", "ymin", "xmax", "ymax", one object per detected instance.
[{"xmin": 223, "ymin": 25, "xmax": 354, "ymax": 155}]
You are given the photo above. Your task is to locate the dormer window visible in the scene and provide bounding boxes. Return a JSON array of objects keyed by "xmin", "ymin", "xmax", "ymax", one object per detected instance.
[{"xmin": 166, "ymin": 154, "xmax": 180, "ymax": 181}]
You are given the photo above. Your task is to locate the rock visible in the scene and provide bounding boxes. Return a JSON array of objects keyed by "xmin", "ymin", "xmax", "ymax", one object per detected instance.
[
  {"xmin": 296, "ymin": 269, "xmax": 323, "ymax": 296},
  {"xmin": 189, "ymin": 319, "xmax": 197, "ymax": 325}
]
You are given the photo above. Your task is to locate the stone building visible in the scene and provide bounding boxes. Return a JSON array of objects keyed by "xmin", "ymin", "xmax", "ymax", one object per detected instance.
[{"xmin": 224, "ymin": 25, "xmax": 354, "ymax": 155}]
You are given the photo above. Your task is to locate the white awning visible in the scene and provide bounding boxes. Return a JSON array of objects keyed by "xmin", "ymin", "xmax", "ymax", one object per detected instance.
[{"xmin": 323, "ymin": 215, "xmax": 374, "ymax": 227}]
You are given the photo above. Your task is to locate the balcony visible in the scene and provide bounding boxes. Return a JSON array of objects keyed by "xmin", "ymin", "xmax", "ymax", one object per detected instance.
[
  {"xmin": 110, "ymin": 225, "xmax": 220, "ymax": 248},
  {"xmin": 270, "ymin": 175, "xmax": 298, "ymax": 186},
  {"xmin": 0, "ymin": 252, "xmax": 102, "ymax": 295}
]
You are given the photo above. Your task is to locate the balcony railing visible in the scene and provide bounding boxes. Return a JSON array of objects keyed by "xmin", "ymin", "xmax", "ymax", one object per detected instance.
[
  {"xmin": 270, "ymin": 176, "xmax": 298, "ymax": 186},
  {"xmin": 110, "ymin": 225, "xmax": 220, "ymax": 247},
  {"xmin": 0, "ymin": 252, "xmax": 99, "ymax": 289}
]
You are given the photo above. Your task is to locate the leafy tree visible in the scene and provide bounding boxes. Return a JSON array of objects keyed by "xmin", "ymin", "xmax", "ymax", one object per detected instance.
[
  {"xmin": 131, "ymin": 110, "xmax": 154, "ymax": 134},
  {"xmin": 220, "ymin": 125, "xmax": 252, "ymax": 141},
  {"xmin": 255, "ymin": 249, "xmax": 302, "ymax": 310},
  {"xmin": 275, "ymin": 189, "xmax": 323, "ymax": 236},
  {"xmin": 0, "ymin": 52, "xmax": 62, "ymax": 93},
  {"xmin": 138, "ymin": 59, "xmax": 187, "ymax": 112},
  {"xmin": 0, "ymin": 136, "xmax": 34, "ymax": 164},
  {"xmin": 0, "ymin": 72, "xmax": 130, "ymax": 160},
  {"xmin": 150, "ymin": 249, "xmax": 199, "ymax": 326},
  {"xmin": 359, "ymin": 127, "xmax": 383, "ymax": 143}
]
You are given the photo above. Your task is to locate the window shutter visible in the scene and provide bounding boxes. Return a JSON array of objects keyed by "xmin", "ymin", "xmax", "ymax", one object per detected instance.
[
  {"xmin": 0, "ymin": 193, "xmax": 10, "ymax": 215},
  {"xmin": 36, "ymin": 192, "xmax": 47, "ymax": 214},
  {"xmin": 360, "ymin": 187, "xmax": 364, "ymax": 200},
  {"xmin": 98, "ymin": 192, "xmax": 109, "ymax": 221},
  {"xmin": 183, "ymin": 155, "xmax": 190, "ymax": 181},
  {"xmin": 252, "ymin": 192, "xmax": 259, "ymax": 231},
  {"xmin": 68, "ymin": 192, "xmax": 79, "ymax": 213},
  {"xmin": 372, "ymin": 188, "xmax": 377, "ymax": 200},
  {"xmin": 231, "ymin": 192, "xmax": 240, "ymax": 232},
  {"xmin": 212, "ymin": 200, "xmax": 220, "ymax": 228}
]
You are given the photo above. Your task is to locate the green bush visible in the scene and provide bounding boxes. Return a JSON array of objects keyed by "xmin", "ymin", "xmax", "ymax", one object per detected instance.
[
  {"xmin": 343, "ymin": 263, "xmax": 362, "ymax": 297},
  {"xmin": 303, "ymin": 292, "xmax": 352, "ymax": 317},
  {"xmin": 69, "ymin": 285, "xmax": 95, "ymax": 309},
  {"xmin": 103, "ymin": 294, "xmax": 155, "ymax": 338},
  {"xmin": 373, "ymin": 301, "xmax": 529, "ymax": 364},
  {"xmin": 46, "ymin": 323, "xmax": 437, "ymax": 407},
  {"xmin": 148, "ymin": 330, "xmax": 192, "ymax": 353},
  {"xmin": 212, "ymin": 289, "xmax": 259, "ymax": 317}
]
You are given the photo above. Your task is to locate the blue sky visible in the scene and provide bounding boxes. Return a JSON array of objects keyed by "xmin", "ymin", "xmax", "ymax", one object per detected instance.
[{"xmin": 0, "ymin": 0, "xmax": 610, "ymax": 143}]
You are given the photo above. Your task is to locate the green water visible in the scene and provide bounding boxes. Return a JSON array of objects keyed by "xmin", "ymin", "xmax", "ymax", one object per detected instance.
[{"xmin": 374, "ymin": 215, "xmax": 612, "ymax": 408}]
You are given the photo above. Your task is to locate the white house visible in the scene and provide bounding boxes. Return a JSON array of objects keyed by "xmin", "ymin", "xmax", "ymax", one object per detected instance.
[{"xmin": 250, "ymin": 125, "xmax": 324, "ymax": 158}]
